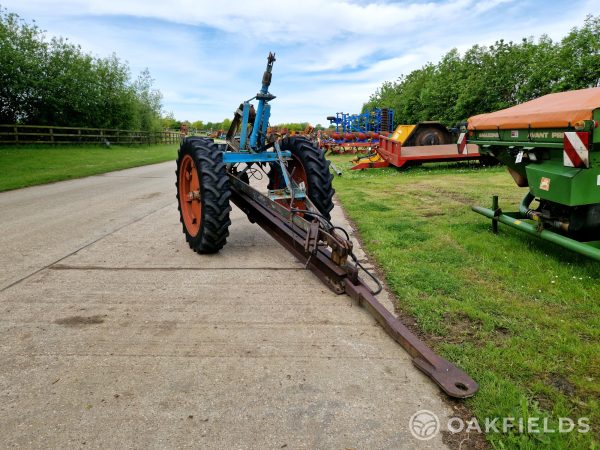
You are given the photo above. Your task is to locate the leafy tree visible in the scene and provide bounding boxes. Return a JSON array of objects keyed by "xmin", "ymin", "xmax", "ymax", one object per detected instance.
[
  {"xmin": 364, "ymin": 15, "xmax": 600, "ymax": 126},
  {"xmin": 0, "ymin": 9, "xmax": 46, "ymax": 123},
  {"xmin": 161, "ymin": 112, "xmax": 180, "ymax": 130},
  {"xmin": 221, "ymin": 118, "xmax": 232, "ymax": 130},
  {"xmin": 555, "ymin": 15, "xmax": 600, "ymax": 91},
  {"xmin": 132, "ymin": 68, "xmax": 162, "ymax": 132},
  {"xmin": 272, "ymin": 122, "xmax": 310, "ymax": 132},
  {"xmin": 0, "ymin": 7, "xmax": 162, "ymax": 131},
  {"xmin": 190, "ymin": 120, "xmax": 203, "ymax": 131}
]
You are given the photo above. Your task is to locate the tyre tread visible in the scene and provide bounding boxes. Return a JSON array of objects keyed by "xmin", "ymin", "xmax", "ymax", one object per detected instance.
[{"xmin": 176, "ymin": 137, "xmax": 231, "ymax": 253}]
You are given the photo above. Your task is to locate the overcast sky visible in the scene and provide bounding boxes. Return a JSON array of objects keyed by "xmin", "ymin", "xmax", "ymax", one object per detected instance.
[{"xmin": 2, "ymin": 0, "xmax": 596, "ymax": 126}]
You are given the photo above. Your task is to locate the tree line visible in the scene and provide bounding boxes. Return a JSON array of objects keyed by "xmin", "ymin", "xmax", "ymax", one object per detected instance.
[
  {"xmin": 363, "ymin": 15, "xmax": 600, "ymax": 127},
  {"xmin": 0, "ymin": 8, "xmax": 162, "ymax": 131},
  {"xmin": 162, "ymin": 115, "xmax": 326, "ymax": 133},
  {"xmin": 161, "ymin": 114, "xmax": 233, "ymax": 133}
]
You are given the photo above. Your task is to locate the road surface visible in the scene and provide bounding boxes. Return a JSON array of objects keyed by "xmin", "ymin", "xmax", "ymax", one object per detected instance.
[{"xmin": 0, "ymin": 161, "xmax": 452, "ymax": 449}]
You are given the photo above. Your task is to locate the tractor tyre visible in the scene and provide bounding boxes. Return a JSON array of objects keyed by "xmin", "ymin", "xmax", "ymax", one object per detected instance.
[
  {"xmin": 411, "ymin": 126, "xmax": 453, "ymax": 146},
  {"xmin": 176, "ymin": 138, "xmax": 232, "ymax": 253},
  {"xmin": 268, "ymin": 136, "xmax": 335, "ymax": 220},
  {"xmin": 185, "ymin": 136, "xmax": 212, "ymax": 144}
]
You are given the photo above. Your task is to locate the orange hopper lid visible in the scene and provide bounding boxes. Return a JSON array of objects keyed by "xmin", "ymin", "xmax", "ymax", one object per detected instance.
[{"xmin": 468, "ymin": 87, "xmax": 600, "ymax": 130}]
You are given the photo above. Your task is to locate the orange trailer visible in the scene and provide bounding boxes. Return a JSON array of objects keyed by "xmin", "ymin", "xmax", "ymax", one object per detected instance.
[{"xmin": 351, "ymin": 122, "xmax": 485, "ymax": 170}]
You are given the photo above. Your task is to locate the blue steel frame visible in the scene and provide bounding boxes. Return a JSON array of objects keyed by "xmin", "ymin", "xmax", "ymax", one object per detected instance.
[
  {"xmin": 223, "ymin": 53, "xmax": 286, "ymax": 162},
  {"xmin": 326, "ymin": 108, "xmax": 395, "ymax": 143},
  {"xmin": 222, "ymin": 151, "xmax": 290, "ymax": 164},
  {"xmin": 249, "ymin": 54, "xmax": 275, "ymax": 150},
  {"xmin": 227, "ymin": 53, "xmax": 277, "ymax": 155},
  {"xmin": 221, "ymin": 53, "xmax": 303, "ymax": 200}
]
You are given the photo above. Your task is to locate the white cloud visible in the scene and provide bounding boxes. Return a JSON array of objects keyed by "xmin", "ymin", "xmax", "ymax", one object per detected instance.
[{"xmin": 2, "ymin": 0, "xmax": 595, "ymax": 125}]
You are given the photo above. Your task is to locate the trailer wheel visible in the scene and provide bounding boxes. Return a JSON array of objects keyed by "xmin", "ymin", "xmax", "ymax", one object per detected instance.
[
  {"xmin": 410, "ymin": 125, "xmax": 453, "ymax": 146},
  {"xmin": 268, "ymin": 136, "xmax": 335, "ymax": 220},
  {"xmin": 176, "ymin": 138, "xmax": 231, "ymax": 253}
]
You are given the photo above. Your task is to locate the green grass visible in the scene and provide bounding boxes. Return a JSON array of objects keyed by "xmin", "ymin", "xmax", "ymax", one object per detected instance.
[
  {"xmin": 329, "ymin": 155, "xmax": 599, "ymax": 449},
  {"xmin": 0, "ymin": 144, "xmax": 178, "ymax": 192}
]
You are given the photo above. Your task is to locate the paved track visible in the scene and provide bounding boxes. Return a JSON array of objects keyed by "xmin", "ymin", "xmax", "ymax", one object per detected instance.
[{"xmin": 0, "ymin": 162, "xmax": 451, "ymax": 449}]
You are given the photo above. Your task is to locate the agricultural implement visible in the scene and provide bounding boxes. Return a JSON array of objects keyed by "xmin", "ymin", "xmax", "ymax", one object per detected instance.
[
  {"xmin": 470, "ymin": 87, "xmax": 600, "ymax": 261},
  {"xmin": 351, "ymin": 122, "xmax": 488, "ymax": 170},
  {"xmin": 175, "ymin": 53, "xmax": 478, "ymax": 398},
  {"xmin": 320, "ymin": 109, "xmax": 394, "ymax": 154}
]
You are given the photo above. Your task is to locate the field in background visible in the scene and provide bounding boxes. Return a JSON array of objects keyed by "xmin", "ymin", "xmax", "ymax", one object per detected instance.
[
  {"xmin": 0, "ymin": 144, "xmax": 178, "ymax": 192},
  {"xmin": 329, "ymin": 155, "xmax": 599, "ymax": 448}
]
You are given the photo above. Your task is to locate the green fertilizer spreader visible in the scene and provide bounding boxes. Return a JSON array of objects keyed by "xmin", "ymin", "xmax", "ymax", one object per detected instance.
[{"xmin": 469, "ymin": 87, "xmax": 600, "ymax": 261}]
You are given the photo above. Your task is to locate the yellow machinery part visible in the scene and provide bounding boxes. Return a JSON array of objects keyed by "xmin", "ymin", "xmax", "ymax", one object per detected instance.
[
  {"xmin": 351, "ymin": 152, "xmax": 384, "ymax": 165},
  {"xmin": 390, "ymin": 124, "xmax": 416, "ymax": 143}
]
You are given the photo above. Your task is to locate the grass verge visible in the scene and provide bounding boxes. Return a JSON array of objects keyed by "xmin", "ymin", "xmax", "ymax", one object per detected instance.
[
  {"xmin": 329, "ymin": 155, "xmax": 599, "ymax": 449},
  {"xmin": 0, "ymin": 144, "xmax": 178, "ymax": 192}
]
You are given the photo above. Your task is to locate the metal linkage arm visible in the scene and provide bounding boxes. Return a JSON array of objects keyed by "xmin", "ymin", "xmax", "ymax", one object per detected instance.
[{"xmin": 228, "ymin": 175, "xmax": 479, "ymax": 398}]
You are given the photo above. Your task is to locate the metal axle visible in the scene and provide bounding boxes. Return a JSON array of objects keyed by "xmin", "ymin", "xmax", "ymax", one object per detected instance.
[{"xmin": 472, "ymin": 195, "xmax": 600, "ymax": 261}]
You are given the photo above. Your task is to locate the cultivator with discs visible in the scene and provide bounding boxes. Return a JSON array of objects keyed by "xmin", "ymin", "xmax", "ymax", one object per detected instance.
[
  {"xmin": 176, "ymin": 53, "xmax": 478, "ymax": 398},
  {"xmin": 320, "ymin": 109, "xmax": 394, "ymax": 154}
]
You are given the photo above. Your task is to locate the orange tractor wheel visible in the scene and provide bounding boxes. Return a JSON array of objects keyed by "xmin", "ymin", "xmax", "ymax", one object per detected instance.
[{"xmin": 176, "ymin": 138, "xmax": 232, "ymax": 253}]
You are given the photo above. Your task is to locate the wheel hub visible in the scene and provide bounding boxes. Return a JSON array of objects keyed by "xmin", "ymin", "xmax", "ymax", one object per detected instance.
[{"xmin": 178, "ymin": 154, "xmax": 202, "ymax": 236}]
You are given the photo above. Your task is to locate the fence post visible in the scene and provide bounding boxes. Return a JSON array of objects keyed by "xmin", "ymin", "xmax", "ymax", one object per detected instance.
[{"xmin": 14, "ymin": 125, "xmax": 18, "ymax": 143}]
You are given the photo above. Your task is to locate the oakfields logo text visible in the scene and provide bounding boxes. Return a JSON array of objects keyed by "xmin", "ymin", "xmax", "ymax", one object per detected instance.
[{"xmin": 409, "ymin": 410, "xmax": 591, "ymax": 441}]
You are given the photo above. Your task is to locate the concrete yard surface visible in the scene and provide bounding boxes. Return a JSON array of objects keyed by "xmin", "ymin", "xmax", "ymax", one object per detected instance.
[{"xmin": 0, "ymin": 161, "xmax": 453, "ymax": 449}]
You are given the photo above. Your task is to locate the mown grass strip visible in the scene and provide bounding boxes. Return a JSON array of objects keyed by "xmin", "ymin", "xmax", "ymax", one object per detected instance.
[
  {"xmin": 329, "ymin": 155, "xmax": 599, "ymax": 449},
  {"xmin": 0, "ymin": 144, "xmax": 178, "ymax": 192}
]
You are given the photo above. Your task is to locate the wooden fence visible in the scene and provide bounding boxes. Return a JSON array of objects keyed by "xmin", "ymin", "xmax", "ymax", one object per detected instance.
[{"xmin": 0, "ymin": 124, "xmax": 181, "ymax": 145}]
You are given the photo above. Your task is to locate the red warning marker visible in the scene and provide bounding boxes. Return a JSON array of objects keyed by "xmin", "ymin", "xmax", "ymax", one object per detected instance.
[{"xmin": 563, "ymin": 132, "xmax": 589, "ymax": 168}]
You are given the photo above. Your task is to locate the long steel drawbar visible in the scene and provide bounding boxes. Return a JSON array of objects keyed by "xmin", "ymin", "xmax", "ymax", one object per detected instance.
[{"xmin": 229, "ymin": 174, "xmax": 478, "ymax": 399}]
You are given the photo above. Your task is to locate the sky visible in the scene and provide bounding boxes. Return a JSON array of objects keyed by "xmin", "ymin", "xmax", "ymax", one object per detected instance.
[{"xmin": 2, "ymin": 0, "xmax": 596, "ymax": 126}]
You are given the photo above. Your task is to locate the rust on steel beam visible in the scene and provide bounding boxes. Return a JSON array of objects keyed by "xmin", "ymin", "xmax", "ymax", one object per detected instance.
[
  {"xmin": 342, "ymin": 280, "xmax": 477, "ymax": 398},
  {"xmin": 228, "ymin": 176, "xmax": 478, "ymax": 398}
]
